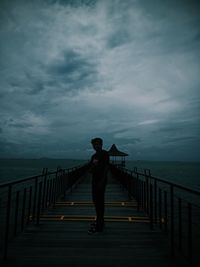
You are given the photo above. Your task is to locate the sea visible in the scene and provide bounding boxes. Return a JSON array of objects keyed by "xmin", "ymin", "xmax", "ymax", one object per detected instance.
[
  {"xmin": 0, "ymin": 159, "xmax": 87, "ymax": 184},
  {"xmin": 126, "ymin": 160, "xmax": 200, "ymax": 191},
  {"xmin": 0, "ymin": 159, "xmax": 199, "ymax": 191}
]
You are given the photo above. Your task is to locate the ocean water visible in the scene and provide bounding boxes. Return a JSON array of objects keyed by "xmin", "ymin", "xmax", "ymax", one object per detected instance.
[
  {"xmin": 126, "ymin": 160, "xmax": 200, "ymax": 191},
  {"xmin": 0, "ymin": 159, "xmax": 87, "ymax": 184},
  {"xmin": 0, "ymin": 159, "xmax": 199, "ymax": 191}
]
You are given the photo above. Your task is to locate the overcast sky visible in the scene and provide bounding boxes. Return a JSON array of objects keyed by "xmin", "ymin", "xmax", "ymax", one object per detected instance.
[{"xmin": 0, "ymin": 0, "xmax": 199, "ymax": 161}]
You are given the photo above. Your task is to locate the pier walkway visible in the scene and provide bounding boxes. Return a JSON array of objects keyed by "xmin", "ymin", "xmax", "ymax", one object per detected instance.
[{"xmin": 0, "ymin": 170, "xmax": 190, "ymax": 267}]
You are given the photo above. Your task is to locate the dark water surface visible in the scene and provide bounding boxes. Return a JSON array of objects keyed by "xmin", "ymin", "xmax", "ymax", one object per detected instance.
[{"xmin": 0, "ymin": 159, "xmax": 199, "ymax": 191}]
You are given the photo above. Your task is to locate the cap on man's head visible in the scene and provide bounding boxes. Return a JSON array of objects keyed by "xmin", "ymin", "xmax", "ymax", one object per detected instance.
[{"xmin": 91, "ymin": 137, "xmax": 103, "ymax": 145}]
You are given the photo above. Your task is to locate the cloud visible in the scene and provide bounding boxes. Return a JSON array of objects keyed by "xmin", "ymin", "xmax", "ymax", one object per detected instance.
[
  {"xmin": 46, "ymin": 49, "xmax": 98, "ymax": 93},
  {"xmin": 0, "ymin": 0, "xmax": 199, "ymax": 160},
  {"xmin": 163, "ymin": 136, "xmax": 196, "ymax": 144},
  {"xmin": 138, "ymin": 120, "xmax": 159, "ymax": 126}
]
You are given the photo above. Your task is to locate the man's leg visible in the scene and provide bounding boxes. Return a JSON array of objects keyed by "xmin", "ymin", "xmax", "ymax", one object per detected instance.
[
  {"xmin": 89, "ymin": 183, "xmax": 106, "ymax": 233},
  {"xmin": 95, "ymin": 189, "xmax": 105, "ymax": 231},
  {"xmin": 88, "ymin": 183, "xmax": 98, "ymax": 233}
]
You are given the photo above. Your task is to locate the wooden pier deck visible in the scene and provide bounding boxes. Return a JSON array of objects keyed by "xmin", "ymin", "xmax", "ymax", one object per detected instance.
[{"xmin": 1, "ymin": 171, "xmax": 191, "ymax": 267}]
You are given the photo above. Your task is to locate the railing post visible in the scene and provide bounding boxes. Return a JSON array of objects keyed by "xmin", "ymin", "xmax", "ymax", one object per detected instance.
[
  {"xmin": 42, "ymin": 168, "xmax": 48, "ymax": 210},
  {"xmin": 136, "ymin": 173, "xmax": 140, "ymax": 211},
  {"xmin": 154, "ymin": 180, "xmax": 157, "ymax": 224},
  {"xmin": 48, "ymin": 179, "xmax": 53, "ymax": 207},
  {"xmin": 178, "ymin": 198, "xmax": 182, "ymax": 251},
  {"xmin": 63, "ymin": 170, "xmax": 67, "ymax": 198},
  {"xmin": 164, "ymin": 191, "xmax": 168, "ymax": 232},
  {"xmin": 54, "ymin": 169, "xmax": 59, "ymax": 204},
  {"xmin": 159, "ymin": 188, "xmax": 162, "ymax": 229},
  {"xmin": 36, "ymin": 182, "xmax": 43, "ymax": 226},
  {"xmin": 129, "ymin": 172, "xmax": 131, "ymax": 198},
  {"xmin": 146, "ymin": 175, "xmax": 149, "ymax": 215},
  {"xmin": 32, "ymin": 177, "xmax": 38, "ymax": 221},
  {"xmin": 52, "ymin": 178, "xmax": 56, "ymax": 205},
  {"xmin": 14, "ymin": 191, "xmax": 20, "ymax": 236},
  {"xmin": 150, "ymin": 183, "xmax": 153, "ymax": 230},
  {"xmin": 45, "ymin": 179, "xmax": 50, "ymax": 208},
  {"xmin": 21, "ymin": 188, "xmax": 27, "ymax": 232},
  {"xmin": 3, "ymin": 185, "xmax": 12, "ymax": 260},
  {"xmin": 56, "ymin": 168, "xmax": 61, "ymax": 201},
  {"xmin": 141, "ymin": 181, "xmax": 144, "ymax": 208},
  {"xmin": 144, "ymin": 180, "xmax": 146, "ymax": 210},
  {"xmin": 27, "ymin": 186, "xmax": 32, "ymax": 224},
  {"xmin": 188, "ymin": 202, "xmax": 192, "ymax": 262},
  {"xmin": 133, "ymin": 167, "xmax": 137, "ymax": 198},
  {"xmin": 170, "ymin": 185, "xmax": 174, "ymax": 256}
]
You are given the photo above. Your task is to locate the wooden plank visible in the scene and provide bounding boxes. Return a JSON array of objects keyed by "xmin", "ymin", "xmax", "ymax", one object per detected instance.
[
  {"xmin": 55, "ymin": 201, "xmax": 137, "ymax": 207},
  {"xmin": 0, "ymin": 172, "xmax": 191, "ymax": 267},
  {"xmin": 1, "ymin": 221, "xmax": 189, "ymax": 267},
  {"xmin": 39, "ymin": 214, "xmax": 150, "ymax": 223}
]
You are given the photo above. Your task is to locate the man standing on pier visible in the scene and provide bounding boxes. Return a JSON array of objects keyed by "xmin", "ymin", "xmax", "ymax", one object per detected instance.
[{"xmin": 88, "ymin": 137, "xmax": 109, "ymax": 234}]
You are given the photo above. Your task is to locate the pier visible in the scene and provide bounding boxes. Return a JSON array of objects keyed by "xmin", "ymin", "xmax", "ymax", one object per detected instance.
[{"xmin": 0, "ymin": 163, "xmax": 199, "ymax": 266}]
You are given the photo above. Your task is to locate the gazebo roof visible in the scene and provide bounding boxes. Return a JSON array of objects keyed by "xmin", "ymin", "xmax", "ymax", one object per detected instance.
[{"xmin": 108, "ymin": 144, "xmax": 128, "ymax": 157}]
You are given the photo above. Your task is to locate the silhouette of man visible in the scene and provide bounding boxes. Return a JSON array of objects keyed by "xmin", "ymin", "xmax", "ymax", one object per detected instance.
[{"xmin": 88, "ymin": 137, "xmax": 109, "ymax": 234}]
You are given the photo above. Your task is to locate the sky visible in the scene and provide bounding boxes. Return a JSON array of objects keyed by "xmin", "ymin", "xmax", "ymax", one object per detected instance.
[{"xmin": 0, "ymin": 0, "xmax": 200, "ymax": 161}]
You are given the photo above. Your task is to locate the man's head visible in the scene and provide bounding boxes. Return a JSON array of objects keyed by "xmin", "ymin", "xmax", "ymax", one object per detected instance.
[{"xmin": 91, "ymin": 137, "xmax": 103, "ymax": 152}]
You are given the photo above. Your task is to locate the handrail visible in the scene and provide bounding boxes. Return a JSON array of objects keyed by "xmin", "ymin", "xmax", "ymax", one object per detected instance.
[
  {"xmin": 0, "ymin": 165, "xmax": 84, "ymax": 188},
  {"xmin": 121, "ymin": 167, "xmax": 200, "ymax": 196},
  {"xmin": 0, "ymin": 162, "xmax": 89, "ymax": 260},
  {"xmin": 110, "ymin": 164, "xmax": 200, "ymax": 264}
]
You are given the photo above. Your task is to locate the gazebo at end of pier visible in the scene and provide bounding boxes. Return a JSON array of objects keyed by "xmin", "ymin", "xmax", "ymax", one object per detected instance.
[{"xmin": 108, "ymin": 144, "xmax": 128, "ymax": 167}]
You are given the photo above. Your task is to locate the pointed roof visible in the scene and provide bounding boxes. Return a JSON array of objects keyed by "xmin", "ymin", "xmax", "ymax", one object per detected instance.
[{"xmin": 108, "ymin": 144, "xmax": 128, "ymax": 156}]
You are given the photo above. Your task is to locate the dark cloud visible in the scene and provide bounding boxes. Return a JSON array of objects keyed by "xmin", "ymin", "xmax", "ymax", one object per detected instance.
[
  {"xmin": 47, "ymin": 50, "xmax": 97, "ymax": 90},
  {"xmin": 163, "ymin": 136, "xmax": 196, "ymax": 144},
  {"xmin": 114, "ymin": 137, "xmax": 141, "ymax": 144},
  {"xmin": 48, "ymin": 51, "xmax": 84, "ymax": 75},
  {"xmin": 107, "ymin": 30, "xmax": 130, "ymax": 49},
  {"xmin": 0, "ymin": 0, "xmax": 199, "ymax": 160},
  {"xmin": 8, "ymin": 122, "xmax": 32, "ymax": 129},
  {"xmin": 47, "ymin": 0, "xmax": 97, "ymax": 8},
  {"xmin": 153, "ymin": 126, "xmax": 184, "ymax": 134},
  {"xmin": 25, "ymin": 72, "xmax": 45, "ymax": 95}
]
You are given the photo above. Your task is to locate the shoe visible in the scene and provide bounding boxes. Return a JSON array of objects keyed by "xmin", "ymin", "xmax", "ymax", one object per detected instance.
[
  {"xmin": 90, "ymin": 221, "xmax": 96, "ymax": 227},
  {"xmin": 88, "ymin": 227, "xmax": 97, "ymax": 235},
  {"xmin": 88, "ymin": 226, "xmax": 103, "ymax": 235}
]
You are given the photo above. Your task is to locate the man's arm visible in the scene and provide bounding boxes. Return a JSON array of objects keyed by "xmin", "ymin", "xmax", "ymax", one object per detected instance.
[
  {"xmin": 100, "ymin": 152, "xmax": 109, "ymax": 182},
  {"xmin": 88, "ymin": 155, "xmax": 94, "ymax": 173},
  {"xmin": 104, "ymin": 152, "xmax": 110, "ymax": 176}
]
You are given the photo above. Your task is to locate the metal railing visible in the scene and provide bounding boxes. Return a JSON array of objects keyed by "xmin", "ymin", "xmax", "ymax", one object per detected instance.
[
  {"xmin": 110, "ymin": 164, "xmax": 200, "ymax": 264},
  {"xmin": 0, "ymin": 163, "xmax": 89, "ymax": 260}
]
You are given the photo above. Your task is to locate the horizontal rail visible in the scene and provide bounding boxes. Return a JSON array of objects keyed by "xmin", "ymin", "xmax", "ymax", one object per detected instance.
[
  {"xmin": 0, "ymin": 165, "xmax": 84, "ymax": 188},
  {"xmin": 0, "ymin": 163, "xmax": 90, "ymax": 260},
  {"xmin": 110, "ymin": 164, "xmax": 200, "ymax": 264},
  {"xmin": 122, "ymin": 167, "xmax": 200, "ymax": 196}
]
